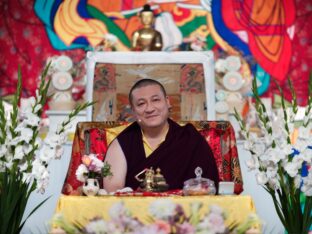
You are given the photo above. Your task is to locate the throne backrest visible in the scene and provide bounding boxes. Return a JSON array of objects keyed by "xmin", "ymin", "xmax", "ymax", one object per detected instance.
[
  {"xmin": 62, "ymin": 120, "xmax": 243, "ymax": 195},
  {"xmin": 85, "ymin": 51, "xmax": 216, "ymax": 122}
]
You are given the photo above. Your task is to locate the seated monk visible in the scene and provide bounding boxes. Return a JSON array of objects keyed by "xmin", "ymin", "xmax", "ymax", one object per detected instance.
[
  {"xmin": 103, "ymin": 78, "xmax": 220, "ymax": 193},
  {"xmin": 131, "ymin": 4, "xmax": 163, "ymax": 51}
]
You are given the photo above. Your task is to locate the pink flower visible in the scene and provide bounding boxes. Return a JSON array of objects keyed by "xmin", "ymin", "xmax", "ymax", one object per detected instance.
[
  {"xmin": 177, "ymin": 222, "xmax": 195, "ymax": 234},
  {"xmin": 154, "ymin": 220, "xmax": 171, "ymax": 233},
  {"xmin": 81, "ymin": 155, "xmax": 91, "ymax": 166},
  {"xmin": 208, "ymin": 213, "xmax": 226, "ymax": 233}
]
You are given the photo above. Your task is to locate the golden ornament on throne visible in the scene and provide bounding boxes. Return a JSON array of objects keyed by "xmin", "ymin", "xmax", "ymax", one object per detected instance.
[{"xmin": 131, "ymin": 4, "xmax": 163, "ymax": 51}]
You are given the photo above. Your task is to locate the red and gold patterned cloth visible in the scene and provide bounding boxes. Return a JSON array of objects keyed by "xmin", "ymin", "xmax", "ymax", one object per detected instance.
[{"xmin": 62, "ymin": 121, "xmax": 243, "ymax": 195}]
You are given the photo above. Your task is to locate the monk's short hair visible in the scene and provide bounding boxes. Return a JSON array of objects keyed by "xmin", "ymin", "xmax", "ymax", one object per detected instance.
[{"xmin": 129, "ymin": 79, "xmax": 167, "ymax": 105}]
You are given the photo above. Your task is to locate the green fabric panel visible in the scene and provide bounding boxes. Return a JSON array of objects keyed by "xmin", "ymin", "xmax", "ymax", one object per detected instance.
[
  {"xmin": 206, "ymin": 35, "xmax": 216, "ymax": 49},
  {"xmin": 178, "ymin": 16, "xmax": 207, "ymax": 37}
]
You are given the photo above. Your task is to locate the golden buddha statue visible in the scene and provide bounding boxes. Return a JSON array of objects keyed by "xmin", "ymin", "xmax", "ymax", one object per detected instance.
[{"xmin": 131, "ymin": 4, "xmax": 163, "ymax": 51}]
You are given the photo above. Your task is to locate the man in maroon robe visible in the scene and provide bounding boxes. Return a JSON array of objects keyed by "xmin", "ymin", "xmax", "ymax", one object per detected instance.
[{"xmin": 103, "ymin": 79, "xmax": 219, "ymax": 192}]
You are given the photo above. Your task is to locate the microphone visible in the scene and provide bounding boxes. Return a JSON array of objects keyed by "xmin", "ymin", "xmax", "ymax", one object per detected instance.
[{"xmin": 137, "ymin": 119, "xmax": 142, "ymax": 123}]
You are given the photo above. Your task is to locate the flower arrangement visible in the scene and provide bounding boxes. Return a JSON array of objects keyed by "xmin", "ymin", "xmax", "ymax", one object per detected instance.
[
  {"xmin": 75, "ymin": 154, "xmax": 112, "ymax": 182},
  {"xmin": 234, "ymin": 75, "xmax": 312, "ymax": 233},
  {"xmin": 180, "ymin": 34, "xmax": 207, "ymax": 52},
  {"xmin": 0, "ymin": 64, "xmax": 92, "ymax": 234},
  {"xmin": 52, "ymin": 199, "xmax": 261, "ymax": 234},
  {"xmin": 94, "ymin": 33, "xmax": 118, "ymax": 52}
]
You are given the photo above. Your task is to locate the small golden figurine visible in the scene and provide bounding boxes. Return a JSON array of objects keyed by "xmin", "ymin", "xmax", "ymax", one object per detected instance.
[
  {"xmin": 131, "ymin": 4, "xmax": 163, "ymax": 51},
  {"xmin": 154, "ymin": 168, "xmax": 169, "ymax": 192},
  {"xmin": 135, "ymin": 167, "xmax": 168, "ymax": 192}
]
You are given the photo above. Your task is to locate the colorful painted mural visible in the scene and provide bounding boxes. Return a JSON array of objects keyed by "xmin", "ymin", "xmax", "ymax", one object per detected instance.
[{"xmin": 0, "ymin": 0, "xmax": 311, "ymax": 115}]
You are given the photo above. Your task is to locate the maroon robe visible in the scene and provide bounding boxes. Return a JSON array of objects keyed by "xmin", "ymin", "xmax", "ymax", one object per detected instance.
[{"xmin": 117, "ymin": 119, "xmax": 220, "ymax": 191}]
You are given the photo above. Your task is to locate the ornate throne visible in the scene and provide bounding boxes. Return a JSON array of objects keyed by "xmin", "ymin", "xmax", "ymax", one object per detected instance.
[{"xmin": 62, "ymin": 51, "xmax": 243, "ymax": 195}]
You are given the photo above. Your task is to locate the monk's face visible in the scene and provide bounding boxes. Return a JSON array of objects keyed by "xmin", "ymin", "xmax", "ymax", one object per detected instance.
[{"xmin": 131, "ymin": 84, "xmax": 170, "ymax": 129}]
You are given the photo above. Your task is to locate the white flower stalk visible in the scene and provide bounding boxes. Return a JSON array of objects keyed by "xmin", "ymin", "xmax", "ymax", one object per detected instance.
[
  {"xmin": 234, "ymin": 75, "xmax": 312, "ymax": 233},
  {"xmin": 0, "ymin": 63, "xmax": 94, "ymax": 234}
]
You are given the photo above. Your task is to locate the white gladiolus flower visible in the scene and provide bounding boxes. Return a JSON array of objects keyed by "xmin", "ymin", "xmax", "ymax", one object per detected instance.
[
  {"xmin": 303, "ymin": 114, "xmax": 311, "ymax": 126},
  {"xmin": 294, "ymin": 175, "xmax": 302, "ymax": 189},
  {"xmin": 23, "ymin": 144, "xmax": 33, "ymax": 155},
  {"xmin": 55, "ymin": 146, "xmax": 64, "ymax": 159},
  {"xmin": 256, "ymin": 172, "xmax": 268, "ymax": 185},
  {"xmin": 14, "ymin": 145, "xmax": 24, "ymax": 160},
  {"xmin": 301, "ymin": 148, "xmax": 312, "ymax": 162},
  {"xmin": 245, "ymin": 156, "xmax": 259, "ymax": 171},
  {"xmin": 298, "ymin": 126, "xmax": 310, "ymax": 140},
  {"xmin": 287, "ymin": 108, "xmax": 296, "ymax": 122},
  {"xmin": 32, "ymin": 159, "xmax": 44, "ymax": 172},
  {"xmin": 0, "ymin": 162, "xmax": 5, "ymax": 172},
  {"xmin": 301, "ymin": 185, "xmax": 312, "ymax": 196},
  {"xmin": 35, "ymin": 137, "xmax": 42, "ymax": 148},
  {"xmin": 58, "ymin": 132, "xmax": 68, "ymax": 144},
  {"xmin": 5, "ymin": 159, "xmax": 13, "ymax": 170},
  {"xmin": 15, "ymin": 122, "xmax": 26, "ymax": 131},
  {"xmin": 253, "ymin": 143, "xmax": 266, "ymax": 156},
  {"xmin": 10, "ymin": 136, "xmax": 21, "ymax": 146},
  {"xmin": 23, "ymin": 112, "xmax": 41, "ymax": 127},
  {"xmin": 19, "ymin": 161, "xmax": 28, "ymax": 172},
  {"xmin": 33, "ymin": 104, "xmax": 42, "ymax": 114},
  {"xmin": 39, "ymin": 145, "xmax": 55, "ymax": 163},
  {"xmin": 45, "ymin": 132, "xmax": 68, "ymax": 146},
  {"xmin": 284, "ymin": 162, "xmax": 300, "ymax": 177},
  {"xmin": 22, "ymin": 172, "xmax": 32, "ymax": 183},
  {"xmin": 266, "ymin": 167, "xmax": 278, "ymax": 179},
  {"xmin": 268, "ymin": 178, "xmax": 280, "ymax": 190},
  {"xmin": 264, "ymin": 134, "xmax": 273, "ymax": 147},
  {"xmin": 44, "ymin": 133, "xmax": 60, "ymax": 148},
  {"xmin": 282, "ymin": 144, "xmax": 294, "ymax": 156},
  {"xmin": 0, "ymin": 145, "xmax": 7, "ymax": 158},
  {"xmin": 244, "ymin": 140, "xmax": 254, "ymax": 151},
  {"xmin": 35, "ymin": 89, "xmax": 42, "ymax": 100},
  {"xmin": 19, "ymin": 128, "xmax": 33, "ymax": 144}
]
